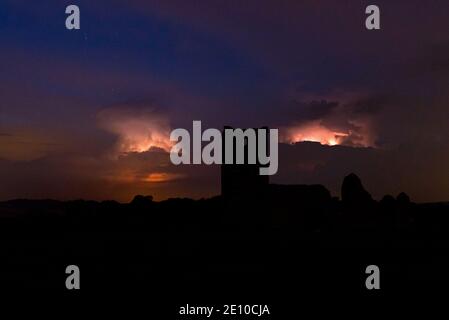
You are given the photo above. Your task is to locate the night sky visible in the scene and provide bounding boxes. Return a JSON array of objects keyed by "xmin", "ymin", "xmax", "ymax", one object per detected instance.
[{"xmin": 1, "ymin": 1, "xmax": 449, "ymax": 202}]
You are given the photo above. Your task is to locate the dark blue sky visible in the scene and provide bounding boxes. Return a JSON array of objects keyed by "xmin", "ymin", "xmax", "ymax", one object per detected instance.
[{"xmin": 1, "ymin": 1, "xmax": 449, "ymax": 202}]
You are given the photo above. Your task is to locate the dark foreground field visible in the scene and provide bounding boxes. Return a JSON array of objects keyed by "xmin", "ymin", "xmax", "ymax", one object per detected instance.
[{"xmin": 1, "ymin": 174, "xmax": 448, "ymax": 313}]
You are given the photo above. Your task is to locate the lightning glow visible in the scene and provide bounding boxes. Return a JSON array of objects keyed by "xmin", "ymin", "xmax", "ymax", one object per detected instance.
[{"xmin": 281, "ymin": 121, "xmax": 349, "ymax": 146}]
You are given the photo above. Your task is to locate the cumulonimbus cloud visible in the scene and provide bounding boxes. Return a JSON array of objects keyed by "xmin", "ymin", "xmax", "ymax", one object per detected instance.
[
  {"xmin": 278, "ymin": 92, "xmax": 378, "ymax": 148},
  {"xmin": 97, "ymin": 106, "xmax": 173, "ymax": 154}
]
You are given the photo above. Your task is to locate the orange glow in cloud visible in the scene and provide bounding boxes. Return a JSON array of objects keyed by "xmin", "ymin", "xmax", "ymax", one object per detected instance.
[
  {"xmin": 98, "ymin": 108, "xmax": 173, "ymax": 154},
  {"xmin": 115, "ymin": 123, "xmax": 172, "ymax": 153},
  {"xmin": 282, "ymin": 121, "xmax": 349, "ymax": 146},
  {"xmin": 143, "ymin": 172, "xmax": 184, "ymax": 183},
  {"xmin": 106, "ymin": 169, "xmax": 184, "ymax": 184}
]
